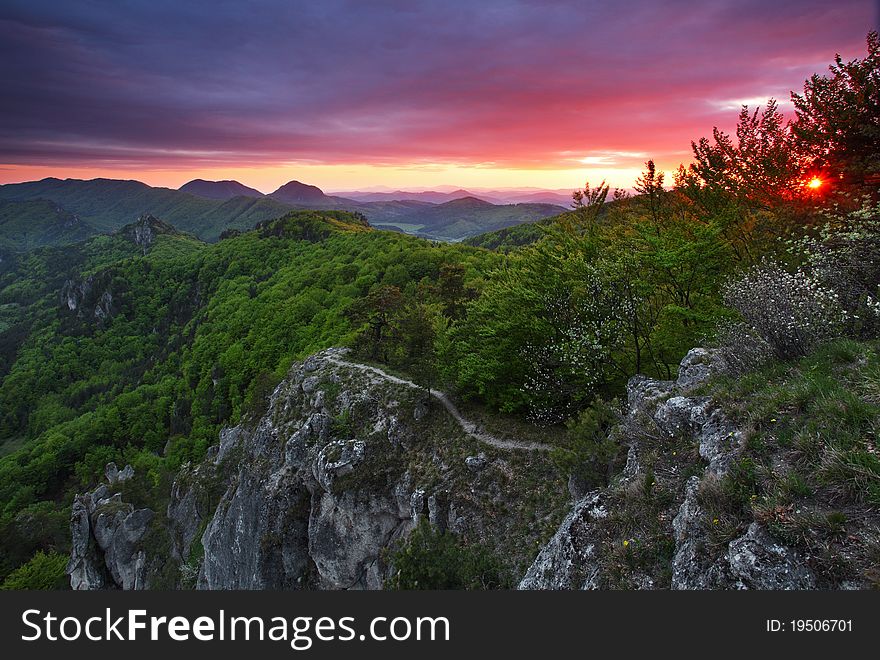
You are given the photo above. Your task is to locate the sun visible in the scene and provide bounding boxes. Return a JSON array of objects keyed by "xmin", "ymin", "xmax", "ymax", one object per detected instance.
[{"xmin": 808, "ymin": 177, "xmax": 823, "ymax": 189}]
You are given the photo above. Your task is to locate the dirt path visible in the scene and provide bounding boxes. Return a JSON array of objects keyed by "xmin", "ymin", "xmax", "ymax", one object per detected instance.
[{"xmin": 325, "ymin": 356, "xmax": 551, "ymax": 452}]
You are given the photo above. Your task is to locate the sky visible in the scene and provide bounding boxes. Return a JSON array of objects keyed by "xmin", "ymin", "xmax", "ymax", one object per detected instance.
[{"xmin": 0, "ymin": 0, "xmax": 875, "ymax": 193}]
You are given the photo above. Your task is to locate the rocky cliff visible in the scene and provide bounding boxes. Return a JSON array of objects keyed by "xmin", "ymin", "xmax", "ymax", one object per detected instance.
[
  {"xmin": 68, "ymin": 348, "xmax": 566, "ymax": 590},
  {"xmin": 120, "ymin": 213, "xmax": 181, "ymax": 254},
  {"xmin": 518, "ymin": 348, "xmax": 867, "ymax": 590},
  {"xmin": 69, "ymin": 346, "xmax": 871, "ymax": 590}
]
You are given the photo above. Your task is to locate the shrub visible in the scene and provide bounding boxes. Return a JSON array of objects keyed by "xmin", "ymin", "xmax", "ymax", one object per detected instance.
[
  {"xmin": 551, "ymin": 397, "xmax": 623, "ymax": 487},
  {"xmin": 723, "ymin": 260, "xmax": 845, "ymax": 360},
  {"xmin": 387, "ymin": 520, "xmax": 511, "ymax": 589},
  {"xmin": 0, "ymin": 550, "xmax": 68, "ymax": 590},
  {"xmin": 713, "ymin": 320, "xmax": 773, "ymax": 375},
  {"xmin": 796, "ymin": 205, "xmax": 880, "ymax": 338}
]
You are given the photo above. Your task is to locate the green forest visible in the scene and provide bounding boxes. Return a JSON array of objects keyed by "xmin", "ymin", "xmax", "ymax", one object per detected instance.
[{"xmin": 0, "ymin": 34, "xmax": 879, "ymax": 588}]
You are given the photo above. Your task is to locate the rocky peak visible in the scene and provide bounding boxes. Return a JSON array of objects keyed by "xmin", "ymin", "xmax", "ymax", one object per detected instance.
[
  {"xmin": 67, "ymin": 347, "xmax": 565, "ymax": 590},
  {"xmin": 119, "ymin": 214, "xmax": 178, "ymax": 254},
  {"xmin": 67, "ymin": 463, "xmax": 153, "ymax": 591}
]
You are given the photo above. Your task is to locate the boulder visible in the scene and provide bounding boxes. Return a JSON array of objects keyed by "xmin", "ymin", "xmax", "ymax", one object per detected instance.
[
  {"xmin": 728, "ymin": 523, "xmax": 816, "ymax": 590},
  {"xmin": 519, "ymin": 492, "xmax": 607, "ymax": 590}
]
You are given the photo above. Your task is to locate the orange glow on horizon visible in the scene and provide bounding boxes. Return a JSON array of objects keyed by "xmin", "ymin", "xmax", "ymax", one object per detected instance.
[{"xmin": 0, "ymin": 162, "xmax": 677, "ymax": 193}]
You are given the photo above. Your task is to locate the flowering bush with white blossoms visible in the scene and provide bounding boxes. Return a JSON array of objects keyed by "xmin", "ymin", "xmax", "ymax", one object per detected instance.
[
  {"xmin": 793, "ymin": 202, "xmax": 880, "ymax": 338},
  {"xmin": 722, "ymin": 260, "xmax": 846, "ymax": 360},
  {"xmin": 522, "ymin": 269, "xmax": 631, "ymax": 425}
]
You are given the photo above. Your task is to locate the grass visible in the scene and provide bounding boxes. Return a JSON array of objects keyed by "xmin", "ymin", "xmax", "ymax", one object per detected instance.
[
  {"xmin": 705, "ymin": 338, "xmax": 880, "ymax": 586},
  {"xmin": 570, "ymin": 338, "xmax": 880, "ymax": 589}
]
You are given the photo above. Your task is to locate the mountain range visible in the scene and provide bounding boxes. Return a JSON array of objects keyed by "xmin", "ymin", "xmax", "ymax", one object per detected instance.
[{"xmin": 0, "ymin": 177, "xmax": 567, "ymax": 247}]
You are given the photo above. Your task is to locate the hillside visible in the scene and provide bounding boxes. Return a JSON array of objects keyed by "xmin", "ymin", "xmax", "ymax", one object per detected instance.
[
  {"xmin": 64, "ymin": 338, "xmax": 880, "ymax": 590},
  {"xmin": 522, "ymin": 341, "xmax": 880, "ymax": 589},
  {"xmin": 0, "ymin": 178, "xmax": 291, "ymax": 241},
  {"xmin": 1, "ymin": 189, "xmax": 878, "ymax": 591},
  {"xmin": 0, "ymin": 199, "xmax": 98, "ymax": 252},
  {"xmin": 334, "ymin": 188, "xmax": 501, "ymax": 204},
  {"xmin": 68, "ymin": 348, "xmax": 566, "ymax": 589},
  {"xmin": 269, "ymin": 180, "xmax": 352, "ymax": 206},
  {"xmin": 0, "ymin": 209, "xmax": 504, "ymax": 585},
  {"xmin": 179, "ymin": 179, "xmax": 264, "ymax": 200},
  {"xmin": 463, "ymin": 213, "xmax": 563, "ymax": 251}
]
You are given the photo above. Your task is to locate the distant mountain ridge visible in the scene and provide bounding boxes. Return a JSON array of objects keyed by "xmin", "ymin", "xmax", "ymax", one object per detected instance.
[
  {"xmin": 268, "ymin": 180, "xmax": 355, "ymax": 206},
  {"xmin": 179, "ymin": 179, "xmax": 264, "ymax": 200},
  {"xmin": 335, "ymin": 188, "xmax": 504, "ymax": 204},
  {"xmin": 0, "ymin": 177, "xmax": 567, "ymax": 243},
  {"xmin": 333, "ymin": 188, "xmax": 573, "ymax": 206},
  {"xmin": 0, "ymin": 178, "xmax": 296, "ymax": 242}
]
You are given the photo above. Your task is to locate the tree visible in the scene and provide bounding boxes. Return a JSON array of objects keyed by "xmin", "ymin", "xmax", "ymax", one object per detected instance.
[
  {"xmin": 388, "ymin": 519, "xmax": 510, "ymax": 589},
  {"xmin": 436, "ymin": 263, "xmax": 471, "ymax": 320},
  {"xmin": 0, "ymin": 550, "xmax": 68, "ymax": 590},
  {"xmin": 634, "ymin": 160, "xmax": 667, "ymax": 228},
  {"xmin": 675, "ymin": 101, "xmax": 803, "ymax": 261},
  {"xmin": 550, "ymin": 397, "xmax": 622, "ymax": 488},
  {"xmin": 792, "ymin": 32, "xmax": 880, "ymax": 196},
  {"xmin": 398, "ymin": 302, "xmax": 438, "ymax": 397},
  {"xmin": 348, "ymin": 285, "xmax": 404, "ymax": 362},
  {"xmin": 572, "ymin": 180, "xmax": 610, "ymax": 217}
]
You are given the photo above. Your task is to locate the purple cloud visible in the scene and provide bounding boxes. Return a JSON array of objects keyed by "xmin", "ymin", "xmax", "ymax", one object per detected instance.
[{"xmin": 0, "ymin": 0, "xmax": 873, "ymax": 171}]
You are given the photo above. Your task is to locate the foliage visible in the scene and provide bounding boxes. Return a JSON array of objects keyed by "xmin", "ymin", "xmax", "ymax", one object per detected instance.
[
  {"xmin": 387, "ymin": 519, "xmax": 511, "ymax": 589},
  {"xmin": 713, "ymin": 320, "xmax": 773, "ymax": 375},
  {"xmin": 0, "ymin": 550, "xmax": 68, "ymax": 590},
  {"xmin": 462, "ymin": 216, "xmax": 557, "ymax": 251},
  {"xmin": 711, "ymin": 339, "xmax": 880, "ymax": 583},
  {"xmin": 792, "ymin": 32, "xmax": 880, "ymax": 195},
  {"xmin": 793, "ymin": 203, "xmax": 880, "ymax": 337},
  {"xmin": 349, "ymin": 285, "xmax": 405, "ymax": 362},
  {"xmin": 451, "ymin": 165, "xmax": 730, "ymax": 419},
  {"xmin": 675, "ymin": 101, "xmax": 807, "ymax": 262},
  {"xmin": 551, "ymin": 397, "xmax": 623, "ymax": 486},
  {"xmin": 723, "ymin": 260, "xmax": 846, "ymax": 360},
  {"xmin": 1, "ymin": 38, "xmax": 878, "ymax": 587},
  {"xmin": 0, "ymin": 210, "xmax": 498, "ymax": 581},
  {"xmin": 0, "ymin": 200, "xmax": 98, "ymax": 252}
]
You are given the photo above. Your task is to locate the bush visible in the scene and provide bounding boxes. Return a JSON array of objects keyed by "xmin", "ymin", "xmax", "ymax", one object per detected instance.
[
  {"xmin": 387, "ymin": 520, "xmax": 511, "ymax": 589},
  {"xmin": 796, "ymin": 205, "xmax": 880, "ymax": 338},
  {"xmin": 0, "ymin": 550, "xmax": 68, "ymax": 590},
  {"xmin": 551, "ymin": 397, "xmax": 623, "ymax": 487},
  {"xmin": 723, "ymin": 260, "xmax": 845, "ymax": 360},
  {"xmin": 713, "ymin": 320, "xmax": 773, "ymax": 375}
]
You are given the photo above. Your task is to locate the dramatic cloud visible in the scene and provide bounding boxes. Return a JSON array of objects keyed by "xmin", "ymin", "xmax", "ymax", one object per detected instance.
[{"xmin": 0, "ymin": 0, "xmax": 873, "ymax": 187}]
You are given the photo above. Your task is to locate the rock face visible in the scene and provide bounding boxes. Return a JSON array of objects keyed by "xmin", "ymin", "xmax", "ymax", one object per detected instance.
[
  {"xmin": 120, "ymin": 214, "xmax": 178, "ymax": 254},
  {"xmin": 67, "ymin": 464, "xmax": 156, "ymax": 590},
  {"xmin": 727, "ymin": 523, "xmax": 815, "ymax": 590},
  {"xmin": 69, "ymin": 345, "xmax": 831, "ymax": 591},
  {"xmin": 194, "ymin": 348, "xmax": 488, "ymax": 590},
  {"xmin": 520, "ymin": 348, "xmax": 819, "ymax": 591},
  {"xmin": 69, "ymin": 348, "xmax": 565, "ymax": 590},
  {"xmin": 519, "ymin": 492, "xmax": 607, "ymax": 590},
  {"xmin": 60, "ymin": 274, "xmax": 114, "ymax": 322}
]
